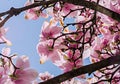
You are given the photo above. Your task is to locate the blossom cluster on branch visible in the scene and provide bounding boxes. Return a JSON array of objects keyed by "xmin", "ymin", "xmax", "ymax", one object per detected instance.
[{"xmin": 0, "ymin": 0, "xmax": 120, "ymax": 84}]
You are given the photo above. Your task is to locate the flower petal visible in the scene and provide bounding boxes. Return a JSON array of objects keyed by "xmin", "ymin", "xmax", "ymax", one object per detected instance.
[
  {"xmin": 16, "ymin": 56, "xmax": 30, "ymax": 69},
  {"xmin": 18, "ymin": 69, "xmax": 38, "ymax": 81}
]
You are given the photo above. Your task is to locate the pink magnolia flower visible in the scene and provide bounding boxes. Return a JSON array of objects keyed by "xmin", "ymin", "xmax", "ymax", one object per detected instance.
[
  {"xmin": 46, "ymin": 2, "xmax": 61, "ymax": 17},
  {"xmin": 110, "ymin": 0, "xmax": 120, "ymax": 14},
  {"xmin": 99, "ymin": 0, "xmax": 110, "ymax": 9},
  {"xmin": 0, "ymin": 27, "xmax": 12, "ymax": 46},
  {"xmin": 61, "ymin": 3, "xmax": 79, "ymax": 17},
  {"xmin": 40, "ymin": 21, "xmax": 62, "ymax": 41},
  {"xmin": 0, "ymin": 76, "xmax": 15, "ymax": 84},
  {"xmin": 0, "ymin": 48, "xmax": 15, "ymax": 84},
  {"xmin": 63, "ymin": 36, "xmax": 78, "ymax": 49},
  {"xmin": 58, "ymin": 50, "xmax": 84, "ymax": 79},
  {"xmin": 0, "ymin": 27, "xmax": 7, "ymax": 37},
  {"xmin": 59, "ymin": 59, "xmax": 83, "ymax": 72},
  {"xmin": 24, "ymin": 1, "xmax": 48, "ymax": 20},
  {"xmin": 24, "ymin": 8, "xmax": 48, "ymax": 20},
  {"xmin": 90, "ymin": 38, "xmax": 102, "ymax": 58},
  {"xmin": 11, "ymin": 56, "xmax": 38, "ymax": 84},
  {"xmin": 0, "ymin": 67, "xmax": 4, "ymax": 77},
  {"xmin": 2, "ymin": 47, "xmax": 11, "ymax": 56},
  {"xmin": 91, "ymin": 32, "xmax": 113, "ymax": 54},
  {"xmin": 75, "ymin": 16, "xmax": 86, "ymax": 28},
  {"xmin": 61, "ymin": 78, "xmax": 89, "ymax": 84},
  {"xmin": 66, "ymin": 50, "xmax": 80, "ymax": 60},
  {"xmin": 112, "ymin": 72, "xmax": 120, "ymax": 84},
  {"xmin": 114, "ymin": 34, "xmax": 120, "ymax": 43},
  {"xmin": 0, "ymin": 47, "xmax": 15, "ymax": 76},
  {"xmin": 37, "ymin": 40, "xmax": 60, "ymax": 62},
  {"xmin": 39, "ymin": 71, "xmax": 54, "ymax": 82},
  {"xmin": 83, "ymin": 46, "xmax": 91, "ymax": 59}
]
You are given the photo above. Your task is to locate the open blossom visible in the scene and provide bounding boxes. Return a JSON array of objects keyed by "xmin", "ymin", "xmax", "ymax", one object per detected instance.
[
  {"xmin": 24, "ymin": 8, "xmax": 48, "ymax": 20},
  {"xmin": 112, "ymin": 71, "xmax": 120, "ymax": 84},
  {"xmin": 61, "ymin": 78, "xmax": 89, "ymax": 84},
  {"xmin": 24, "ymin": 8, "xmax": 40, "ymax": 20},
  {"xmin": 58, "ymin": 59, "xmax": 85, "ymax": 80},
  {"xmin": 59, "ymin": 59, "xmax": 83, "ymax": 73},
  {"xmin": 57, "ymin": 50, "xmax": 84, "ymax": 79},
  {"xmin": 0, "ymin": 48, "xmax": 15, "ymax": 84},
  {"xmin": 39, "ymin": 72, "xmax": 54, "ymax": 82},
  {"xmin": 24, "ymin": 0, "xmax": 48, "ymax": 20},
  {"xmin": 0, "ymin": 48, "xmax": 38, "ymax": 84},
  {"xmin": 0, "ymin": 67, "xmax": 10, "ymax": 84},
  {"xmin": 0, "ymin": 47, "xmax": 15, "ymax": 76},
  {"xmin": 0, "ymin": 27, "xmax": 7, "ymax": 37},
  {"xmin": 0, "ymin": 27, "xmax": 12, "ymax": 46},
  {"xmin": 0, "ymin": 58, "xmax": 14, "ymax": 84},
  {"xmin": 37, "ymin": 40, "xmax": 61, "ymax": 62},
  {"xmin": 11, "ymin": 56, "xmax": 38, "ymax": 84},
  {"xmin": 99, "ymin": 0, "xmax": 110, "ymax": 9},
  {"xmin": 75, "ymin": 16, "xmax": 86, "ymax": 28},
  {"xmin": 90, "ymin": 36, "xmax": 111, "ymax": 58},
  {"xmin": 40, "ymin": 21, "xmax": 62, "ymax": 41},
  {"xmin": 61, "ymin": 3, "xmax": 79, "ymax": 17},
  {"xmin": 110, "ymin": 0, "xmax": 120, "ymax": 14},
  {"xmin": 2, "ymin": 47, "xmax": 11, "ymax": 56},
  {"xmin": 46, "ymin": 2, "xmax": 61, "ymax": 17},
  {"xmin": 0, "ymin": 76, "xmax": 15, "ymax": 84}
]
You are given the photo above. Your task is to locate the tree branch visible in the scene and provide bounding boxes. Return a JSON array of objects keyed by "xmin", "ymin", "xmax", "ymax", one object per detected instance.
[
  {"xmin": 0, "ymin": 0, "xmax": 119, "ymax": 27},
  {"xmin": 39, "ymin": 55, "xmax": 120, "ymax": 84},
  {"xmin": 64, "ymin": 0, "xmax": 120, "ymax": 22}
]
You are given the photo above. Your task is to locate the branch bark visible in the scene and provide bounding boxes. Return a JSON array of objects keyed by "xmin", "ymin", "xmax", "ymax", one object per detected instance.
[
  {"xmin": 39, "ymin": 55, "xmax": 120, "ymax": 84},
  {"xmin": 0, "ymin": 0, "xmax": 120, "ymax": 23}
]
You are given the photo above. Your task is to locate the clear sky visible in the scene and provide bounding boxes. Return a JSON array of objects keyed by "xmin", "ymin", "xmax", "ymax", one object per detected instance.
[{"xmin": 0, "ymin": 0, "xmax": 62, "ymax": 76}]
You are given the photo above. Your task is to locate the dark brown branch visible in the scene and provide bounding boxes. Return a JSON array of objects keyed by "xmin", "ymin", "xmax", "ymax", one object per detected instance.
[
  {"xmin": 0, "ymin": 14, "xmax": 13, "ymax": 27},
  {"xmin": 0, "ymin": 0, "xmax": 58, "ymax": 17},
  {"xmin": 0, "ymin": 0, "xmax": 120, "ymax": 23},
  {"xmin": 39, "ymin": 55, "xmax": 120, "ymax": 84}
]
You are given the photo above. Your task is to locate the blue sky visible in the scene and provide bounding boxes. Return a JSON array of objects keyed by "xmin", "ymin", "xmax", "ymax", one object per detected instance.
[{"xmin": 0, "ymin": 0, "xmax": 62, "ymax": 76}]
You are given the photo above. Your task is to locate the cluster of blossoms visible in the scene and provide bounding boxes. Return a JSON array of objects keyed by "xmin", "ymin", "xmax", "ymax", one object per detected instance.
[
  {"xmin": 24, "ymin": 0, "xmax": 120, "ymax": 83},
  {"xmin": 0, "ymin": 0, "xmax": 120, "ymax": 84},
  {"xmin": 0, "ymin": 47, "xmax": 38, "ymax": 84},
  {"xmin": 34, "ymin": 0, "xmax": 120, "ymax": 84}
]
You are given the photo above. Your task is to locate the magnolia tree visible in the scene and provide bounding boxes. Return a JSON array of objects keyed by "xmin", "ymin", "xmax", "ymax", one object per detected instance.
[{"xmin": 0, "ymin": 0, "xmax": 120, "ymax": 84}]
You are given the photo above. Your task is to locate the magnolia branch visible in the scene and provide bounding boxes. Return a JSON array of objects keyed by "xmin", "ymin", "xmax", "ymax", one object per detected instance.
[
  {"xmin": 64, "ymin": 0, "xmax": 120, "ymax": 22},
  {"xmin": 39, "ymin": 55, "xmax": 120, "ymax": 84},
  {"xmin": 0, "ymin": 0, "xmax": 120, "ymax": 27}
]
